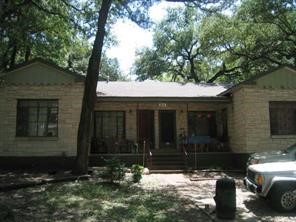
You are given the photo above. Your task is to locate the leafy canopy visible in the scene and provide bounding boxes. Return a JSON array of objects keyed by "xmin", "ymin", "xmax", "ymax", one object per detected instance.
[
  {"xmin": 0, "ymin": 0, "xmax": 123, "ymax": 80},
  {"xmin": 133, "ymin": 0, "xmax": 296, "ymax": 83}
]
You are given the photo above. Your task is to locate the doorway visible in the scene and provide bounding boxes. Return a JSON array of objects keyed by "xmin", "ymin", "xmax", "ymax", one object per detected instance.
[
  {"xmin": 159, "ymin": 110, "xmax": 176, "ymax": 149},
  {"xmin": 137, "ymin": 110, "xmax": 154, "ymax": 148}
]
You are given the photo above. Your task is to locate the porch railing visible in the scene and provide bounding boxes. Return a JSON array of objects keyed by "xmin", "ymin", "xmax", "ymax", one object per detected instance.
[
  {"xmin": 91, "ymin": 136, "xmax": 228, "ymax": 154},
  {"xmin": 91, "ymin": 138, "xmax": 153, "ymax": 167},
  {"xmin": 90, "ymin": 137, "xmax": 136, "ymax": 154}
]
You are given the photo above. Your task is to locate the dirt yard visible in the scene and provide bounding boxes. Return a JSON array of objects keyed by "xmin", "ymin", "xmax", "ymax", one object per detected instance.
[
  {"xmin": 0, "ymin": 170, "xmax": 295, "ymax": 221},
  {"xmin": 140, "ymin": 172, "xmax": 296, "ymax": 222}
]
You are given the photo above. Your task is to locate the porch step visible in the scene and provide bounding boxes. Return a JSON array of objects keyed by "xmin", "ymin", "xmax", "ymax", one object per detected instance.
[{"xmin": 149, "ymin": 152, "xmax": 186, "ymax": 170}]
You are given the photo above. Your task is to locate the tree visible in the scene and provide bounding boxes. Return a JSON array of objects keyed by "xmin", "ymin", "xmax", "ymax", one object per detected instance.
[
  {"xmin": 73, "ymin": 0, "xmax": 112, "ymax": 174},
  {"xmin": 134, "ymin": 7, "xmax": 207, "ymax": 82},
  {"xmin": 74, "ymin": 0, "xmax": 233, "ymax": 174},
  {"xmin": 99, "ymin": 55, "xmax": 125, "ymax": 81},
  {"xmin": 200, "ymin": 0, "xmax": 296, "ymax": 83},
  {"xmin": 0, "ymin": 0, "xmax": 84, "ymax": 69},
  {"xmin": 73, "ymin": 0, "xmax": 159, "ymax": 174},
  {"xmin": 0, "ymin": 0, "xmax": 123, "ymax": 80},
  {"xmin": 134, "ymin": 0, "xmax": 295, "ymax": 84},
  {"xmin": 66, "ymin": 40, "xmax": 124, "ymax": 80}
]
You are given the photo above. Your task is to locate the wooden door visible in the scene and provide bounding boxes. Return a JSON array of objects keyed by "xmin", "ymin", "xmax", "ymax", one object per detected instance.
[
  {"xmin": 159, "ymin": 110, "xmax": 176, "ymax": 149},
  {"xmin": 137, "ymin": 110, "xmax": 154, "ymax": 148}
]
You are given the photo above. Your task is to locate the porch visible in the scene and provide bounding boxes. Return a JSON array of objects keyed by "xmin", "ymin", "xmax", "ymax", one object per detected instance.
[
  {"xmin": 91, "ymin": 100, "xmax": 231, "ymax": 169},
  {"xmin": 90, "ymin": 138, "xmax": 232, "ymax": 170},
  {"xmin": 89, "ymin": 151, "xmax": 249, "ymax": 171}
]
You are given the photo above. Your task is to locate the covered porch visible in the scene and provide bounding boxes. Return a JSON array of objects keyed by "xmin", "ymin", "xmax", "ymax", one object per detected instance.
[
  {"xmin": 90, "ymin": 99, "xmax": 233, "ymax": 169},
  {"xmin": 90, "ymin": 81, "xmax": 237, "ymax": 169},
  {"xmin": 90, "ymin": 100, "xmax": 230, "ymax": 154}
]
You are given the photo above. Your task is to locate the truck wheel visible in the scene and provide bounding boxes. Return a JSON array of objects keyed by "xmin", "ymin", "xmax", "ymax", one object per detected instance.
[{"xmin": 270, "ymin": 183, "xmax": 296, "ymax": 212}]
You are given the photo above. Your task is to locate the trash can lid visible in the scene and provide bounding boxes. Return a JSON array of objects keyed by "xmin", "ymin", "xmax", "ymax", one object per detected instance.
[{"xmin": 216, "ymin": 177, "xmax": 236, "ymax": 189}]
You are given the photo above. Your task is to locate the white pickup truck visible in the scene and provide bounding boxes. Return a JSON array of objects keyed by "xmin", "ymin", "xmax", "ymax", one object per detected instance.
[
  {"xmin": 247, "ymin": 143, "xmax": 296, "ymax": 166},
  {"xmin": 244, "ymin": 161, "xmax": 296, "ymax": 212}
]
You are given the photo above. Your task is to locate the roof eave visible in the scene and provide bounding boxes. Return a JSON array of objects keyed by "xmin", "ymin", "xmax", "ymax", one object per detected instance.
[
  {"xmin": 96, "ymin": 96, "xmax": 231, "ymax": 103},
  {"xmin": 3, "ymin": 58, "xmax": 85, "ymax": 82},
  {"xmin": 218, "ymin": 65, "xmax": 296, "ymax": 96}
]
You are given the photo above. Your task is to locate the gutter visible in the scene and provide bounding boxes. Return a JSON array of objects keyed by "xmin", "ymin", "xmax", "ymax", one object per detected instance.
[{"xmin": 96, "ymin": 96, "xmax": 231, "ymax": 103}]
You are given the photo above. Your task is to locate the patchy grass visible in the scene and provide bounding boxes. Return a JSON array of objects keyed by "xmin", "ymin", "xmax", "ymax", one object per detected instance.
[{"xmin": 0, "ymin": 179, "xmax": 206, "ymax": 222}]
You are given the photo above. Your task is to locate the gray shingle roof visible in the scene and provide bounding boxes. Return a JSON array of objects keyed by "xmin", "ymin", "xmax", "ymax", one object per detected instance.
[{"xmin": 96, "ymin": 81, "xmax": 231, "ymax": 98}]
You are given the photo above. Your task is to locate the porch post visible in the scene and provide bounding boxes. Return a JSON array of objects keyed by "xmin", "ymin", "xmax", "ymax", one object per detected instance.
[{"xmin": 154, "ymin": 110, "xmax": 159, "ymax": 149}]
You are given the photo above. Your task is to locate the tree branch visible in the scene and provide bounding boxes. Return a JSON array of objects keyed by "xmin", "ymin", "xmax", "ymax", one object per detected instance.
[
  {"xmin": 207, "ymin": 65, "xmax": 241, "ymax": 83},
  {"xmin": 60, "ymin": 0, "xmax": 82, "ymax": 12}
]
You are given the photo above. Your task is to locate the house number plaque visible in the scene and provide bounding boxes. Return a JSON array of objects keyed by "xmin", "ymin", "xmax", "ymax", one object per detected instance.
[{"xmin": 158, "ymin": 103, "xmax": 167, "ymax": 107}]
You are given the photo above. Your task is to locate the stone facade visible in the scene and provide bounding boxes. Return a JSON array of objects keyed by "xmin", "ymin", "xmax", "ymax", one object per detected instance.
[
  {"xmin": 1, "ymin": 62, "xmax": 295, "ymax": 160},
  {"xmin": 0, "ymin": 83, "xmax": 84, "ymax": 156},
  {"xmin": 229, "ymin": 85, "xmax": 296, "ymax": 153},
  {"xmin": 227, "ymin": 87, "xmax": 247, "ymax": 152}
]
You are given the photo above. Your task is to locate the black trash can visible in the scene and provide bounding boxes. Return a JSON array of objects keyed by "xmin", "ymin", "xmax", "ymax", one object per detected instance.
[{"xmin": 214, "ymin": 177, "xmax": 236, "ymax": 219}]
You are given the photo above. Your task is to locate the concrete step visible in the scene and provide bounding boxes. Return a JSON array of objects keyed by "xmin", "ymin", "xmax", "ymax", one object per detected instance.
[
  {"xmin": 150, "ymin": 164, "xmax": 186, "ymax": 170},
  {"xmin": 148, "ymin": 152, "xmax": 186, "ymax": 170},
  {"xmin": 152, "ymin": 161, "xmax": 184, "ymax": 165},
  {"xmin": 149, "ymin": 169, "xmax": 187, "ymax": 174}
]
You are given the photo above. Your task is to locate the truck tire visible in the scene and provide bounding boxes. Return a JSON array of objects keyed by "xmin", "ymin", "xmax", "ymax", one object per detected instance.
[{"xmin": 269, "ymin": 183, "xmax": 296, "ymax": 212}]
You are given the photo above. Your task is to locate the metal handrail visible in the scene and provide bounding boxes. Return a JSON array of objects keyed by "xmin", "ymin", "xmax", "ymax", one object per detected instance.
[
  {"xmin": 142, "ymin": 140, "xmax": 152, "ymax": 169},
  {"xmin": 146, "ymin": 140, "xmax": 153, "ymax": 169},
  {"xmin": 181, "ymin": 143, "xmax": 188, "ymax": 169}
]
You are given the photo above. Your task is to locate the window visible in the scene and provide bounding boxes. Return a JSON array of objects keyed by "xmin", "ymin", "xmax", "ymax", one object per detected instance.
[
  {"xmin": 94, "ymin": 111, "xmax": 125, "ymax": 139},
  {"xmin": 16, "ymin": 100, "xmax": 58, "ymax": 137},
  {"xmin": 269, "ymin": 102, "xmax": 296, "ymax": 135},
  {"xmin": 188, "ymin": 111, "xmax": 217, "ymax": 137}
]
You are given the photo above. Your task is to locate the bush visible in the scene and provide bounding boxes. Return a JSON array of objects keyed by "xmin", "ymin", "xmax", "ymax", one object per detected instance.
[
  {"xmin": 103, "ymin": 158, "xmax": 126, "ymax": 183},
  {"xmin": 131, "ymin": 164, "xmax": 144, "ymax": 183}
]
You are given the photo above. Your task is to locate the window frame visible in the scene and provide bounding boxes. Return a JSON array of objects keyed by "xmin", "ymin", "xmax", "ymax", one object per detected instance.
[
  {"xmin": 93, "ymin": 111, "xmax": 126, "ymax": 140},
  {"xmin": 187, "ymin": 111, "xmax": 217, "ymax": 138},
  {"xmin": 16, "ymin": 99, "xmax": 59, "ymax": 137},
  {"xmin": 269, "ymin": 101, "xmax": 296, "ymax": 136}
]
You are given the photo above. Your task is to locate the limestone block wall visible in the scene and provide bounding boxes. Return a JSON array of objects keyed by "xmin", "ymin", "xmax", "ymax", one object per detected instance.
[
  {"xmin": 229, "ymin": 86, "xmax": 296, "ymax": 153},
  {"xmin": 0, "ymin": 83, "xmax": 84, "ymax": 156},
  {"xmin": 244, "ymin": 86, "xmax": 296, "ymax": 152},
  {"xmin": 228, "ymin": 88, "xmax": 247, "ymax": 153}
]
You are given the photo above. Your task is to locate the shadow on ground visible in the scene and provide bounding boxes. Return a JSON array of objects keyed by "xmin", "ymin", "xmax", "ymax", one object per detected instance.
[{"xmin": 0, "ymin": 178, "xmax": 209, "ymax": 222}]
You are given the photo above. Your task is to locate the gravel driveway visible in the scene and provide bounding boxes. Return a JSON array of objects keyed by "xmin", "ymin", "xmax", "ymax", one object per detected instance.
[{"xmin": 140, "ymin": 172, "xmax": 296, "ymax": 222}]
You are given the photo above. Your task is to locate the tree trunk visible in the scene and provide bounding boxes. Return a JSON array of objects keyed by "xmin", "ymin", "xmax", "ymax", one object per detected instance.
[
  {"xmin": 73, "ymin": 0, "xmax": 112, "ymax": 175},
  {"xmin": 189, "ymin": 57, "xmax": 199, "ymax": 82},
  {"xmin": 9, "ymin": 43, "xmax": 18, "ymax": 68},
  {"xmin": 25, "ymin": 45, "xmax": 31, "ymax": 62}
]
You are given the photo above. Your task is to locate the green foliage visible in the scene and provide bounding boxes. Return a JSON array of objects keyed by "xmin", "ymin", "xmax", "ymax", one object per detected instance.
[
  {"xmin": 131, "ymin": 164, "xmax": 144, "ymax": 183},
  {"xmin": 134, "ymin": 0, "xmax": 295, "ymax": 83},
  {"xmin": 0, "ymin": 0, "xmax": 80, "ymax": 68},
  {"xmin": 0, "ymin": 204, "xmax": 14, "ymax": 222},
  {"xmin": 99, "ymin": 55, "xmax": 126, "ymax": 81},
  {"xmin": 103, "ymin": 158, "xmax": 126, "ymax": 183},
  {"xmin": 200, "ymin": 0, "xmax": 296, "ymax": 82},
  {"xmin": 134, "ymin": 7, "xmax": 206, "ymax": 83},
  {"xmin": 0, "ymin": 0, "xmax": 123, "ymax": 80}
]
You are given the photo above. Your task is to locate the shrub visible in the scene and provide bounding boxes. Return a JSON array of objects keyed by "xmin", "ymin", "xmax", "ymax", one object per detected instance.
[
  {"xmin": 131, "ymin": 164, "xmax": 144, "ymax": 183},
  {"xmin": 103, "ymin": 158, "xmax": 126, "ymax": 183}
]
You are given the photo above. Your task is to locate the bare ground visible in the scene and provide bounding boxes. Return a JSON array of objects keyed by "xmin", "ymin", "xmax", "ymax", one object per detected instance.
[
  {"xmin": 140, "ymin": 172, "xmax": 296, "ymax": 222},
  {"xmin": 0, "ymin": 170, "xmax": 295, "ymax": 221}
]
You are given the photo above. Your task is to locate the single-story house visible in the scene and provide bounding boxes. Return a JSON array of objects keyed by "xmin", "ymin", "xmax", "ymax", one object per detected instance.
[{"xmin": 0, "ymin": 58, "xmax": 295, "ymax": 170}]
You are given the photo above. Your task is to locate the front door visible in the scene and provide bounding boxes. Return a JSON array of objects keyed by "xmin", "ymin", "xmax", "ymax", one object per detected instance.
[
  {"xmin": 159, "ymin": 110, "xmax": 176, "ymax": 149},
  {"xmin": 137, "ymin": 110, "xmax": 154, "ymax": 148}
]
